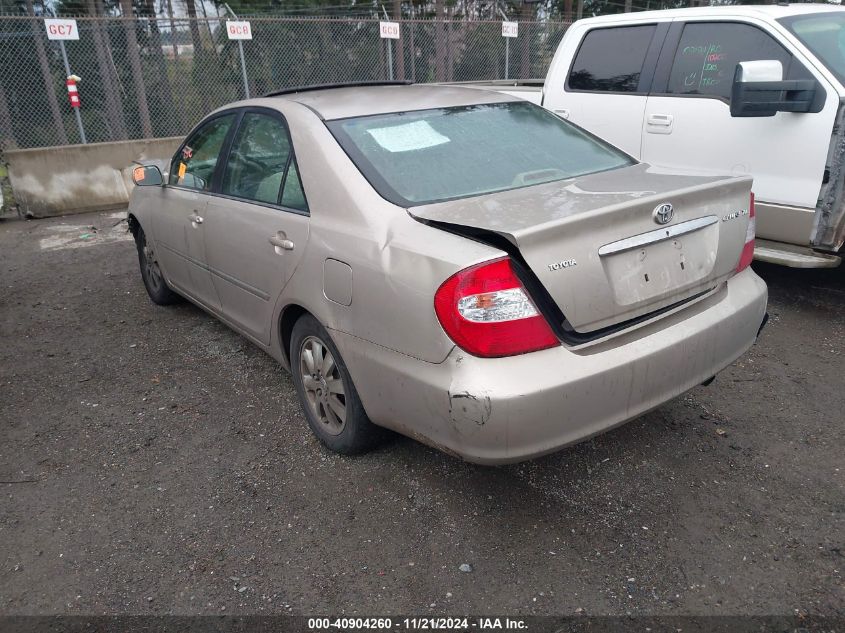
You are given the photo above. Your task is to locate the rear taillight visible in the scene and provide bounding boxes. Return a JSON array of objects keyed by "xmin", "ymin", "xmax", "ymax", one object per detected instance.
[
  {"xmin": 434, "ymin": 257, "xmax": 559, "ymax": 358},
  {"xmin": 736, "ymin": 192, "xmax": 756, "ymax": 273}
]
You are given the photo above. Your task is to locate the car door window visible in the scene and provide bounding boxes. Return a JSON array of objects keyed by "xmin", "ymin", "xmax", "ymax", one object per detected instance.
[
  {"xmin": 567, "ymin": 25, "xmax": 656, "ymax": 93},
  {"xmin": 169, "ymin": 114, "xmax": 235, "ymax": 191},
  {"xmin": 221, "ymin": 112, "xmax": 295, "ymax": 206},
  {"xmin": 666, "ymin": 22, "xmax": 810, "ymax": 101}
]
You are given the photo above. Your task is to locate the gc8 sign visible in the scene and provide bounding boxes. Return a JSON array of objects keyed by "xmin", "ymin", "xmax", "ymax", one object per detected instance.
[
  {"xmin": 379, "ymin": 21, "xmax": 400, "ymax": 40},
  {"xmin": 44, "ymin": 19, "xmax": 79, "ymax": 41},
  {"xmin": 226, "ymin": 20, "xmax": 252, "ymax": 40}
]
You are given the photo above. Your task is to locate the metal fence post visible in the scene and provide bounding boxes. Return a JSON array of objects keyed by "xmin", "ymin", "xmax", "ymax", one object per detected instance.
[
  {"xmin": 238, "ymin": 39, "xmax": 250, "ymax": 99},
  {"xmin": 505, "ymin": 37, "xmax": 509, "ymax": 80},
  {"xmin": 225, "ymin": 4, "xmax": 250, "ymax": 100},
  {"xmin": 498, "ymin": 9, "xmax": 510, "ymax": 81},
  {"xmin": 58, "ymin": 40, "xmax": 86, "ymax": 144},
  {"xmin": 409, "ymin": 15, "xmax": 416, "ymax": 82},
  {"xmin": 381, "ymin": 6, "xmax": 394, "ymax": 81}
]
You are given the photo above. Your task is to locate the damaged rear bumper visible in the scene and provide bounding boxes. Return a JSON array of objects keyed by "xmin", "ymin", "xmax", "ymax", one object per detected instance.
[{"xmin": 331, "ymin": 268, "xmax": 768, "ymax": 465}]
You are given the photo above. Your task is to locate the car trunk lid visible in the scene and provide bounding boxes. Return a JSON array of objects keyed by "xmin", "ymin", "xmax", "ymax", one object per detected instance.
[{"xmin": 409, "ymin": 163, "xmax": 753, "ymax": 333}]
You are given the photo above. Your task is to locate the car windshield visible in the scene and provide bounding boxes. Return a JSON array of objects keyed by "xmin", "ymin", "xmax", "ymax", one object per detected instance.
[
  {"xmin": 780, "ymin": 12, "xmax": 845, "ymax": 86},
  {"xmin": 327, "ymin": 101, "xmax": 634, "ymax": 206}
]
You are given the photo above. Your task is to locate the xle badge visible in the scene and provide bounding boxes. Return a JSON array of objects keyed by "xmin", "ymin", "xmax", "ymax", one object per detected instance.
[
  {"xmin": 722, "ymin": 208, "xmax": 749, "ymax": 221},
  {"xmin": 548, "ymin": 259, "xmax": 577, "ymax": 272}
]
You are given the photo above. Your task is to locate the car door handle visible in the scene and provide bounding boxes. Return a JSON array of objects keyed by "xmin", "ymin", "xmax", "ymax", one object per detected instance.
[
  {"xmin": 554, "ymin": 108, "xmax": 570, "ymax": 119},
  {"xmin": 189, "ymin": 213, "xmax": 204, "ymax": 226},
  {"xmin": 646, "ymin": 113, "xmax": 674, "ymax": 135},
  {"xmin": 269, "ymin": 235, "xmax": 295, "ymax": 251},
  {"xmin": 647, "ymin": 114, "xmax": 673, "ymax": 126}
]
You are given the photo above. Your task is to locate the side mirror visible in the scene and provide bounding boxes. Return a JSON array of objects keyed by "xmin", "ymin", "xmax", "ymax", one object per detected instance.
[
  {"xmin": 132, "ymin": 164, "xmax": 163, "ymax": 186},
  {"xmin": 731, "ymin": 60, "xmax": 821, "ymax": 117}
]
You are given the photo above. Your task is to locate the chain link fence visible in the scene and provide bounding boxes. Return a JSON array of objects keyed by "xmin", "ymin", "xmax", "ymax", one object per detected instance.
[{"xmin": 0, "ymin": 15, "xmax": 569, "ymax": 150}]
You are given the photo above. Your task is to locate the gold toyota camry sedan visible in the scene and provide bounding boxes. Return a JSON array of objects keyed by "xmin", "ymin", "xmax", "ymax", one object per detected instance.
[{"xmin": 128, "ymin": 82, "xmax": 768, "ymax": 464}]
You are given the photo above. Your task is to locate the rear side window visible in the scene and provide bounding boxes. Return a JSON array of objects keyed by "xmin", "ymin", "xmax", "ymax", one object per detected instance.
[
  {"xmin": 666, "ymin": 22, "xmax": 795, "ymax": 100},
  {"xmin": 220, "ymin": 112, "xmax": 308, "ymax": 212},
  {"xmin": 222, "ymin": 113, "xmax": 292, "ymax": 205},
  {"xmin": 170, "ymin": 114, "xmax": 236, "ymax": 191},
  {"xmin": 568, "ymin": 25, "xmax": 656, "ymax": 93},
  {"xmin": 280, "ymin": 160, "xmax": 307, "ymax": 212}
]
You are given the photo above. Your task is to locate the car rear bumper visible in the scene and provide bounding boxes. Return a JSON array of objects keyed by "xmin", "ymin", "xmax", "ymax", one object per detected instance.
[{"xmin": 331, "ymin": 268, "xmax": 768, "ymax": 465}]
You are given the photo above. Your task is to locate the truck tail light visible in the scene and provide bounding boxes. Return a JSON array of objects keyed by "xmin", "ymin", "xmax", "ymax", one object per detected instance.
[
  {"xmin": 434, "ymin": 257, "xmax": 559, "ymax": 358},
  {"xmin": 736, "ymin": 192, "xmax": 756, "ymax": 273}
]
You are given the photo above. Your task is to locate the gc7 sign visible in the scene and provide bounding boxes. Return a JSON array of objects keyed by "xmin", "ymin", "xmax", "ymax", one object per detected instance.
[
  {"xmin": 44, "ymin": 19, "xmax": 79, "ymax": 40},
  {"xmin": 226, "ymin": 20, "xmax": 252, "ymax": 40}
]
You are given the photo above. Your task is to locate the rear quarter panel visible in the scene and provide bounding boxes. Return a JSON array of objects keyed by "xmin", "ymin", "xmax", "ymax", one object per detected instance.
[{"xmin": 276, "ymin": 102, "xmax": 505, "ymax": 365}]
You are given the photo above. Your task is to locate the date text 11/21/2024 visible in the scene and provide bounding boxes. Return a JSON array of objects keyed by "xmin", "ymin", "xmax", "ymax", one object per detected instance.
[{"xmin": 307, "ymin": 617, "xmax": 528, "ymax": 630}]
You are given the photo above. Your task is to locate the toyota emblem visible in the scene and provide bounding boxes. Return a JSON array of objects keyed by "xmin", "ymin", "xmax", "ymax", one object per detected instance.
[{"xmin": 653, "ymin": 203, "xmax": 674, "ymax": 225}]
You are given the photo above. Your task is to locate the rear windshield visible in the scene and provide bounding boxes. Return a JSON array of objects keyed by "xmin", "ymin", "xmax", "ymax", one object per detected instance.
[
  {"xmin": 327, "ymin": 101, "xmax": 634, "ymax": 207},
  {"xmin": 780, "ymin": 12, "xmax": 845, "ymax": 86}
]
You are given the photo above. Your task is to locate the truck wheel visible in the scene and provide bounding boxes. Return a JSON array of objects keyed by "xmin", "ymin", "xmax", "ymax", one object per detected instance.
[
  {"xmin": 134, "ymin": 227, "xmax": 180, "ymax": 306},
  {"xmin": 290, "ymin": 314, "xmax": 382, "ymax": 454}
]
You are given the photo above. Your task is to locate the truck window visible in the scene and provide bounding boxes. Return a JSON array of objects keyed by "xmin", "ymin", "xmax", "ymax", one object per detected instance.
[
  {"xmin": 567, "ymin": 25, "xmax": 656, "ymax": 93},
  {"xmin": 780, "ymin": 12, "xmax": 845, "ymax": 87},
  {"xmin": 665, "ymin": 22, "xmax": 797, "ymax": 101}
]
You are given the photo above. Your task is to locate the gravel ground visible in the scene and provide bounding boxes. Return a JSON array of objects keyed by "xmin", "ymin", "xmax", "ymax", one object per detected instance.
[{"xmin": 0, "ymin": 211, "xmax": 843, "ymax": 617}]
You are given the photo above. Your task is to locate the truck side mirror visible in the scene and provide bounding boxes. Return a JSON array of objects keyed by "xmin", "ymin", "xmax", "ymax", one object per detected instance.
[
  {"xmin": 730, "ymin": 60, "xmax": 821, "ymax": 117},
  {"xmin": 132, "ymin": 164, "xmax": 164, "ymax": 187}
]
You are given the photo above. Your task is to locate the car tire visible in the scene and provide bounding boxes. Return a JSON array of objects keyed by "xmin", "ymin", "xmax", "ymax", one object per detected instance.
[
  {"xmin": 290, "ymin": 314, "xmax": 382, "ymax": 455},
  {"xmin": 134, "ymin": 227, "xmax": 180, "ymax": 306}
]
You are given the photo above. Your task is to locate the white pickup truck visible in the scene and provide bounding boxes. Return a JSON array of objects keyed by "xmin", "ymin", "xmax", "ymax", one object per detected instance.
[{"xmin": 463, "ymin": 4, "xmax": 845, "ymax": 268}]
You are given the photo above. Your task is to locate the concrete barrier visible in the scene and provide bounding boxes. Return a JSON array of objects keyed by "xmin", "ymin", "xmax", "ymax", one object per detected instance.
[{"xmin": 4, "ymin": 137, "xmax": 181, "ymax": 218}]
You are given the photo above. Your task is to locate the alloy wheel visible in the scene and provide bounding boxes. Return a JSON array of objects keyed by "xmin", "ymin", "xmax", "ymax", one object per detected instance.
[
  {"xmin": 142, "ymin": 244, "xmax": 163, "ymax": 292},
  {"xmin": 299, "ymin": 336, "xmax": 347, "ymax": 435}
]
